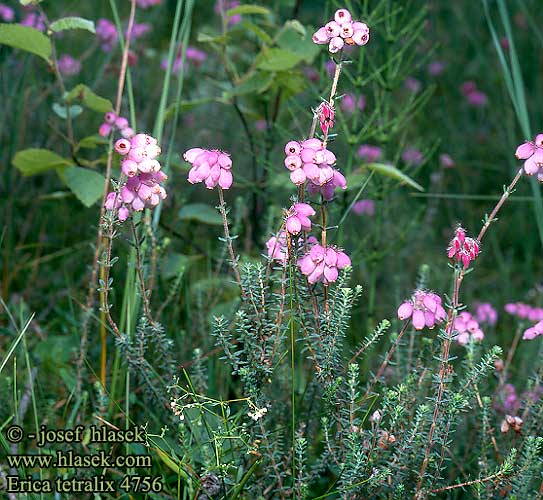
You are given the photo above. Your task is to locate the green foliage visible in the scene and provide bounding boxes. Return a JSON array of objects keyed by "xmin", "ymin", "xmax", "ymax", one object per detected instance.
[
  {"xmin": 12, "ymin": 148, "xmax": 71, "ymax": 176},
  {"xmin": 61, "ymin": 166, "xmax": 106, "ymax": 207},
  {"xmin": 0, "ymin": 23, "xmax": 51, "ymax": 63},
  {"xmin": 49, "ymin": 16, "xmax": 95, "ymax": 34}
]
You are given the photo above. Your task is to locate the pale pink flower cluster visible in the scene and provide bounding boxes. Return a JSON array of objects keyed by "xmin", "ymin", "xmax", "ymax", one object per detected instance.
[
  {"xmin": 340, "ymin": 93, "xmax": 365, "ymax": 113},
  {"xmin": 474, "ymin": 302, "xmax": 498, "ymax": 325},
  {"xmin": 397, "ymin": 290, "xmax": 446, "ymax": 330},
  {"xmin": 447, "ymin": 227, "xmax": 480, "ymax": 268},
  {"xmin": 504, "ymin": 302, "xmax": 543, "ymax": 322},
  {"xmin": 215, "ymin": 0, "xmax": 242, "ymax": 25},
  {"xmin": 162, "ymin": 45, "xmax": 207, "ymax": 74},
  {"xmin": 515, "ymin": 134, "xmax": 543, "ymax": 180},
  {"xmin": 298, "ymin": 244, "xmax": 351, "ymax": 284},
  {"xmin": 522, "ymin": 321, "xmax": 543, "ymax": 341},
  {"xmin": 285, "ymin": 203, "xmax": 316, "ymax": 235},
  {"xmin": 460, "ymin": 81, "xmax": 487, "ymax": 107},
  {"xmin": 402, "ymin": 148, "xmax": 423, "ymax": 166},
  {"xmin": 452, "ymin": 311, "xmax": 485, "ymax": 345},
  {"xmin": 21, "ymin": 12, "xmax": 45, "ymax": 31},
  {"xmin": 184, "ymin": 148, "xmax": 233, "ymax": 190},
  {"xmin": 136, "ymin": 0, "xmax": 161, "ymax": 8},
  {"xmin": 284, "ymin": 139, "xmax": 337, "ymax": 186},
  {"xmin": 439, "ymin": 153, "xmax": 455, "ymax": 168},
  {"xmin": 312, "ymin": 9, "xmax": 370, "ymax": 53},
  {"xmin": 99, "ymin": 111, "xmax": 134, "ymax": 139},
  {"xmin": 306, "ymin": 170, "xmax": 347, "ymax": 201},
  {"xmin": 266, "ymin": 232, "xmax": 318, "ymax": 264},
  {"xmin": 352, "ymin": 199, "xmax": 375, "ymax": 216},
  {"xmin": 105, "ymin": 134, "xmax": 166, "ymax": 221}
]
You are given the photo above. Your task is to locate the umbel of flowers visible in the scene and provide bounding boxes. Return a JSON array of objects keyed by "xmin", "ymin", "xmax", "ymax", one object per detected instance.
[
  {"xmin": 98, "ymin": 111, "xmax": 135, "ymax": 139},
  {"xmin": 104, "ymin": 134, "xmax": 167, "ymax": 221},
  {"xmin": 312, "ymin": 8, "xmax": 370, "ymax": 53}
]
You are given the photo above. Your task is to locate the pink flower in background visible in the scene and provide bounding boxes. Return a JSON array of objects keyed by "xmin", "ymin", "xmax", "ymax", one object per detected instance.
[
  {"xmin": 255, "ymin": 120, "xmax": 267, "ymax": 131},
  {"xmin": 303, "ymin": 66, "xmax": 319, "ymax": 82},
  {"xmin": 402, "ymin": 148, "xmax": 423, "ymax": 166},
  {"xmin": 215, "ymin": 0, "xmax": 241, "ymax": 25},
  {"xmin": 475, "ymin": 303, "xmax": 498, "ymax": 326},
  {"xmin": 136, "ymin": 0, "xmax": 161, "ymax": 7},
  {"xmin": 447, "ymin": 226, "xmax": 480, "ymax": 268},
  {"xmin": 515, "ymin": 134, "xmax": 543, "ymax": 181},
  {"xmin": 452, "ymin": 311, "xmax": 485, "ymax": 345},
  {"xmin": 460, "ymin": 81, "xmax": 477, "ymax": 96},
  {"xmin": 467, "ymin": 90, "xmax": 487, "ymax": 107},
  {"xmin": 184, "ymin": 148, "xmax": 233, "ymax": 190},
  {"xmin": 312, "ymin": 8, "xmax": 370, "ymax": 53},
  {"xmin": 522, "ymin": 320, "xmax": 543, "ymax": 340},
  {"xmin": 405, "ymin": 77, "xmax": 421, "ymax": 93},
  {"xmin": 324, "ymin": 60, "xmax": 335, "ymax": 77},
  {"xmin": 357, "ymin": 144, "xmax": 382, "ymax": 163},
  {"xmin": 298, "ymin": 244, "xmax": 351, "ymax": 284},
  {"xmin": 285, "ymin": 203, "xmax": 316, "ymax": 235},
  {"xmin": 397, "ymin": 290, "xmax": 446, "ymax": 330},
  {"xmin": 98, "ymin": 112, "xmax": 134, "ymax": 139},
  {"xmin": 495, "ymin": 384, "xmax": 520, "ymax": 414},
  {"xmin": 186, "ymin": 46, "xmax": 207, "ymax": 64},
  {"xmin": 21, "ymin": 12, "xmax": 45, "ymax": 31},
  {"xmin": 266, "ymin": 231, "xmax": 288, "ymax": 263},
  {"xmin": 0, "ymin": 3, "xmax": 14, "ymax": 22},
  {"xmin": 505, "ymin": 302, "xmax": 543, "ymax": 321},
  {"xmin": 57, "ymin": 55, "xmax": 82, "ymax": 77},
  {"xmin": 283, "ymin": 138, "xmax": 337, "ymax": 187},
  {"xmin": 162, "ymin": 45, "xmax": 207, "ymax": 74},
  {"xmin": 500, "ymin": 36, "xmax": 510, "ymax": 50},
  {"xmin": 428, "ymin": 60, "xmax": 445, "ymax": 76},
  {"xmin": 127, "ymin": 23, "xmax": 151, "ymax": 41},
  {"xmin": 439, "ymin": 153, "xmax": 455, "ymax": 168},
  {"xmin": 96, "ymin": 19, "xmax": 118, "ymax": 52},
  {"xmin": 340, "ymin": 93, "xmax": 365, "ymax": 113},
  {"xmin": 352, "ymin": 199, "xmax": 375, "ymax": 216},
  {"xmin": 307, "ymin": 169, "xmax": 347, "ymax": 201},
  {"xmin": 318, "ymin": 101, "xmax": 335, "ymax": 135}
]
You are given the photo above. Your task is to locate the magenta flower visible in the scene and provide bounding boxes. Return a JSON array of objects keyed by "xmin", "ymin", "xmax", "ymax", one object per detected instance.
[
  {"xmin": 447, "ymin": 227, "xmax": 480, "ymax": 268},
  {"xmin": 0, "ymin": 4, "xmax": 14, "ymax": 22},
  {"xmin": 452, "ymin": 311, "xmax": 485, "ymax": 345},
  {"xmin": 285, "ymin": 203, "xmax": 316, "ymax": 235},
  {"xmin": 266, "ymin": 232, "xmax": 288, "ymax": 263},
  {"xmin": 324, "ymin": 60, "xmax": 335, "ymax": 77},
  {"xmin": 515, "ymin": 134, "xmax": 543, "ymax": 179},
  {"xmin": 474, "ymin": 302, "xmax": 497, "ymax": 326},
  {"xmin": 340, "ymin": 93, "xmax": 365, "ymax": 113},
  {"xmin": 495, "ymin": 384, "xmax": 520, "ymax": 414},
  {"xmin": 284, "ymin": 139, "xmax": 337, "ymax": 187},
  {"xmin": 127, "ymin": 23, "xmax": 151, "ymax": 41},
  {"xmin": 505, "ymin": 302, "xmax": 543, "ymax": 321},
  {"xmin": 428, "ymin": 60, "xmax": 445, "ymax": 76},
  {"xmin": 402, "ymin": 148, "xmax": 423, "ymax": 166},
  {"xmin": 184, "ymin": 148, "xmax": 233, "ymax": 190},
  {"xmin": 96, "ymin": 19, "xmax": 118, "ymax": 52},
  {"xmin": 298, "ymin": 244, "xmax": 351, "ymax": 284},
  {"xmin": 57, "ymin": 54, "xmax": 82, "ymax": 77},
  {"xmin": 439, "ymin": 153, "xmax": 455, "ymax": 168},
  {"xmin": 397, "ymin": 290, "xmax": 446, "ymax": 330},
  {"xmin": 460, "ymin": 81, "xmax": 477, "ymax": 96},
  {"xmin": 120, "ymin": 171, "xmax": 167, "ymax": 212},
  {"xmin": 357, "ymin": 144, "xmax": 382, "ymax": 163},
  {"xmin": 312, "ymin": 9, "xmax": 370, "ymax": 53},
  {"xmin": 21, "ymin": 12, "xmax": 45, "ymax": 31},
  {"xmin": 352, "ymin": 199, "xmax": 375, "ymax": 216},
  {"xmin": 318, "ymin": 101, "xmax": 334, "ymax": 136},
  {"xmin": 466, "ymin": 90, "xmax": 488, "ymax": 107}
]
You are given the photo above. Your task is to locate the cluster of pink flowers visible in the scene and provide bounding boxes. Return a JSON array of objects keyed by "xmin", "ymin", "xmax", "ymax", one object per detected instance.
[
  {"xmin": 460, "ymin": 81, "xmax": 488, "ymax": 107},
  {"xmin": 285, "ymin": 203, "xmax": 316, "ymax": 235},
  {"xmin": 105, "ymin": 134, "xmax": 166, "ymax": 221},
  {"xmin": 96, "ymin": 19, "xmax": 118, "ymax": 52},
  {"xmin": 57, "ymin": 54, "xmax": 82, "ymax": 77},
  {"xmin": 452, "ymin": 311, "xmax": 485, "ymax": 345},
  {"xmin": 266, "ymin": 232, "xmax": 318, "ymax": 264},
  {"xmin": 515, "ymin": 134, "xmax": 543, "ymax": 180},
  {"xmin": 312, "ymin": 9, "xmax": 370, "ymax": 53},
  {"xmin": 98, "ymin": 112, "xmax": 134, "ymax": 139},
  {"xmin": 357, "ymin": 144, "xmax": 382, "ymax": 163},
  {"xmin": 522, "ymin": 321, "xmax": 543, "ymax": 341},
  {"xmin": 447, "ymin": 227, "xmax": 480, "ymax": 268},
  {"xmin": 474, "ymin": 302, "xmax": 498, "ymax": 325},
  {"xmin": 184, "ymin": 148, "xmax": 233, "ymax": 190},
  {"xmin": 504, "ymin": 302, "xmax": 543, "ymax": 322},
  {"xmin": 404, "ymin": 77, "xmax": 421, "ymax": 93},
  {"xmin": 21, "ymin": 11, "xmax": 45, "ymax": 31},
  {"xmin": 397, "ymin": 290, "xmax": 447, "ymax": 330},
  {"xmin": 495, "ymin": 384, "xmax": 520, "ymax": 415},
  {"xmin": 162, "ymin": 45, "xmax": 207, "ymax": 74},
  {"xmin": 307, "ymin": 170, "xmax": 347, "ymax": 201},
  {"xmin": 428, "ymin": 60, "xmax": 445, "ymax": 76},
  {"xmin": 284, "ymin": 139, "xmax": 337, "ymax": 186},
  {"xmin": 298, "ymin": 244, "xmax": 351, "ymax": 284},
  {"xmin": 128, "ymin": 23, "xmax": 151, "ymax": 42},
  {"xmin": 352, "ymin": 199, "xmax": 375, "ymax": 216},
  {"xmin": 0, "ymin": 3, "xmax": 14, "ymax": 22},
  {"xmin": 439, "ymin": 153, "xmax": 455, "ymax": 169}
]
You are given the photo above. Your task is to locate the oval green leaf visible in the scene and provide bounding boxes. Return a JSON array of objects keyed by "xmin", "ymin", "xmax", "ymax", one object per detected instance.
[
  {"xmin": 13, "ymin": 148, "xmax": 71, "ymax": 176},
  {"xmin": 0, "ymin": 23, "xmax": 51, "ymax": 63},
  {"xmin": 50, "ymin": 17, "xmax": 95, "ymax": 34}
]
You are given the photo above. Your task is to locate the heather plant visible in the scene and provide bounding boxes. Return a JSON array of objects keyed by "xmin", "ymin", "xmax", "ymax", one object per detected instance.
[{"xmin": 1, "ymin": 1, "xmax": 543, "ymax": 499}]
